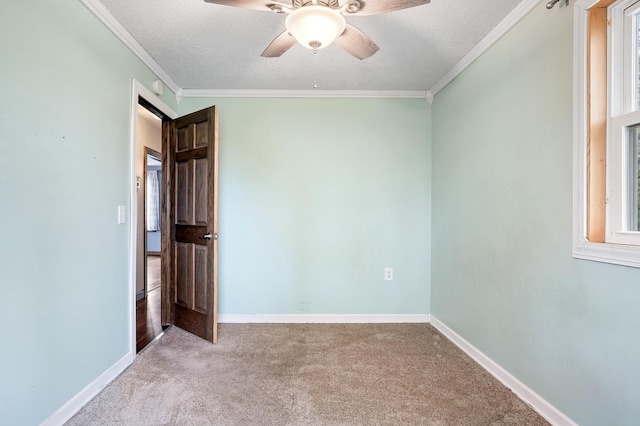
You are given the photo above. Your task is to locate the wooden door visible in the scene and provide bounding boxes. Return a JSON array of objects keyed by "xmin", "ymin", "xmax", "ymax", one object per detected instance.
[{"xmin": 161, "ymin": 106, "xmax": 219, "ymax": 343}]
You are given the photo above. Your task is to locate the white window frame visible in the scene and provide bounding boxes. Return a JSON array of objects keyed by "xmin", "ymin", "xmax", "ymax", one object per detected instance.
[
  {"xmin": 608, "ymin": 112, "xmax": 640, "ymax": 244},
  {"xmin": 607, "ymin": 0, "xmax": 640, "ymax": 245},
  {"xmin": 620, "ymin": 0, "xmax": 640, "ymax": 113},
  {"xmin": 573, "ymin": 0, "xmax": 640, "ymax": 267}
]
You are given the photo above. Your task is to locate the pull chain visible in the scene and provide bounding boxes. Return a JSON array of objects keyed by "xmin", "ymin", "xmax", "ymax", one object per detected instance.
[{"xmin": 312, "ymin": 47, "xmax": 319, "ymax": 89}]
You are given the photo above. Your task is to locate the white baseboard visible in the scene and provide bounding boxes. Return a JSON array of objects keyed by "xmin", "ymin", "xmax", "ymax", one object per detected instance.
[
  {"xmin": 429, "ymin": 316, "xmax": 577, "ymax": 426},
  {"xmin": 40, "ymin": 351, "xmax": 134, "ymax": 426},
  {"xmin": 218, "ymin": 314, "xmax": 430, "ymax": 324}
]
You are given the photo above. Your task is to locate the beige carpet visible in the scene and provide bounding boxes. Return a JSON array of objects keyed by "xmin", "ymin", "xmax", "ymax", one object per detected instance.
[{"xmin": 66, "ymin": 324, "xmax": 548, "ymax": 425}]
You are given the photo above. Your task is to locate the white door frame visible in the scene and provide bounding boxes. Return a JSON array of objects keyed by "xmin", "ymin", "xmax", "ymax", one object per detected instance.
[{"xmin": 128, "ymin": 79, "xmax": 177, "ymax": 356}]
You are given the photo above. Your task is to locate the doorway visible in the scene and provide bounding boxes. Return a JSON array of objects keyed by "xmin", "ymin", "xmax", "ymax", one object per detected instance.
[
  {"xmin": 135, "ymin": 101, "xmax": 165, "ymax": 352},
  {"xmin": 128, "ymin": 81, "xmax": 219, "ymax": 355},
  {"xmin": 128, "ymin": 81, "xmax": 178, "ymax": 356}
]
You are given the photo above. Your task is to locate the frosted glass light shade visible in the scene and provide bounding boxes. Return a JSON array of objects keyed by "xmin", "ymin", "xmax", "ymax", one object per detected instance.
[{"xmin": 285, "ymin": 6, "xmax": 346, "ymax": 50}]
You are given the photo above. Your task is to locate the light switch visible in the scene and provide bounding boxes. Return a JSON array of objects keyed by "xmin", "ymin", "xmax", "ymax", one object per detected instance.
[{"xmin": 118, "ymin": 205, "xmax": 126, "ymax": 224}]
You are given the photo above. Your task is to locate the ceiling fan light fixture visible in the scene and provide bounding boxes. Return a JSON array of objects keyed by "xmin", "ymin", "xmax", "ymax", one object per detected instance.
[{"xmin": 285, "ymin": 6, "xmax": 346, "ymax": 51}]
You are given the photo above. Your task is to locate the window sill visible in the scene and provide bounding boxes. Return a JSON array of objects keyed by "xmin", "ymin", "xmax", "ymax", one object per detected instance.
[{"xmin": 573, "ymin": 238, "xmax": 640, "ymax": 268}]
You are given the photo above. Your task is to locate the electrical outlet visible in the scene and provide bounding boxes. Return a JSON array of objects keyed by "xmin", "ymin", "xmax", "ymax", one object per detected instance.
[{"xmin": 384, "ymin": 267, "xmax": 393, "ymax": 281}]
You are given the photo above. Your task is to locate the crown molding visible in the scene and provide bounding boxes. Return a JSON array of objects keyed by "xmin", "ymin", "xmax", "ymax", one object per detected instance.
[
  {"xmin": 80, "ymin": 0, "xmax": 542, "ymax": 102},
  {"xmin": 78, "ymin": 0, "xmax": 181, "ymax": 95},
  {"xmin": 428, "ymin": 0, "xmax": 543, "ymax": 97},
  {"xmin": 424, "ymin": 90, "xmax": 434, "ymax": 106},
  {"xmin": 180, "ymin": 89, "xmax": 428, "ymax": 99}
]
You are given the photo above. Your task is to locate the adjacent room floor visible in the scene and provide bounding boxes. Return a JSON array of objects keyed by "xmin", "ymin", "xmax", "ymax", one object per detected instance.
[
  {"xmin": 136, "ymin": 255, "xmax": 162, "ymax": 353},
  {"xmin": 68, "ymin": 323, "xmax": 548, "ymax": 425}
]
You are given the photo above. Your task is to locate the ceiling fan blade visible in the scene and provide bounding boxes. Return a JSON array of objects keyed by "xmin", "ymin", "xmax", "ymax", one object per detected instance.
[
  {"xmin": 261, "ymin": 31, "xmax": 297, "ymax": 57},
  {"xmin": 350, "ymin": 0, "xmax": 430, "ymax": 16},
  {"xmin": 204, "ymin": 0, "xmax": 291, "ymax": 13},
  {"xmin": 333, "ymin": 24, "xmax": 379, "ymax": 60}
]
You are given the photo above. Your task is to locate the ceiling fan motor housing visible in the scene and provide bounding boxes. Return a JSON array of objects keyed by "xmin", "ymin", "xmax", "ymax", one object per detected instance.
[{"xmin": 298, "ymin": 0, "xmax": 361, "ymax": 13}]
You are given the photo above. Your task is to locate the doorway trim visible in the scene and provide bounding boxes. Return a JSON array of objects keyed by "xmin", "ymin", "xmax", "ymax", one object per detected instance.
[
  {"xmin": 129, "ymin": 79, "xmax": 177, "ymax": 356},
  {"xmin": 143, "ymin": 147, "xmax": 162, "ymax": 299}
]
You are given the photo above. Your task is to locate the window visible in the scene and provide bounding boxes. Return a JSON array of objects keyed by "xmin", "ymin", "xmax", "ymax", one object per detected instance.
[{"xmin": 574, "ymin": 0, "xmax": 640, "ymax": 267}]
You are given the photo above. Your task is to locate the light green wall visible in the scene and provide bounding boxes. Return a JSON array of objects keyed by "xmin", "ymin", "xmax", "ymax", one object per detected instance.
[
  {"xmin": 179, "ymin": 98, "xmax": 431, "ymax": 315},
  {"xmin": 13, "ymin": 0, "xmax": 632, "ymax": 424},
  {"xmin": 432, "ymin": 3, "xmax": 640, "ymax": 425},
  {"xmin": 0, "ymin": 0, "xmax": 177, "ymax": 424}
]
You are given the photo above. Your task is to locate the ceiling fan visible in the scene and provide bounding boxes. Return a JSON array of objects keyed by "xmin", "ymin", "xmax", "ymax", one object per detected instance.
[{"xmin": 204, "ymin": 0, "xmax": 431, "ymax": 60}]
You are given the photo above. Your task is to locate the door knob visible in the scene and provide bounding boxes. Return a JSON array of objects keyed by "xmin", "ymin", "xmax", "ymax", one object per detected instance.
[{"xmin": 201, "ymin": 233, "xmax": 212, "ymax": 240}]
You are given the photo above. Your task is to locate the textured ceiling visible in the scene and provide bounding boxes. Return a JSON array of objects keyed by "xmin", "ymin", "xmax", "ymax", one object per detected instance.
[{"xmin": 98, "ymin": 0, "xmax": 523, "ymax": 92}]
